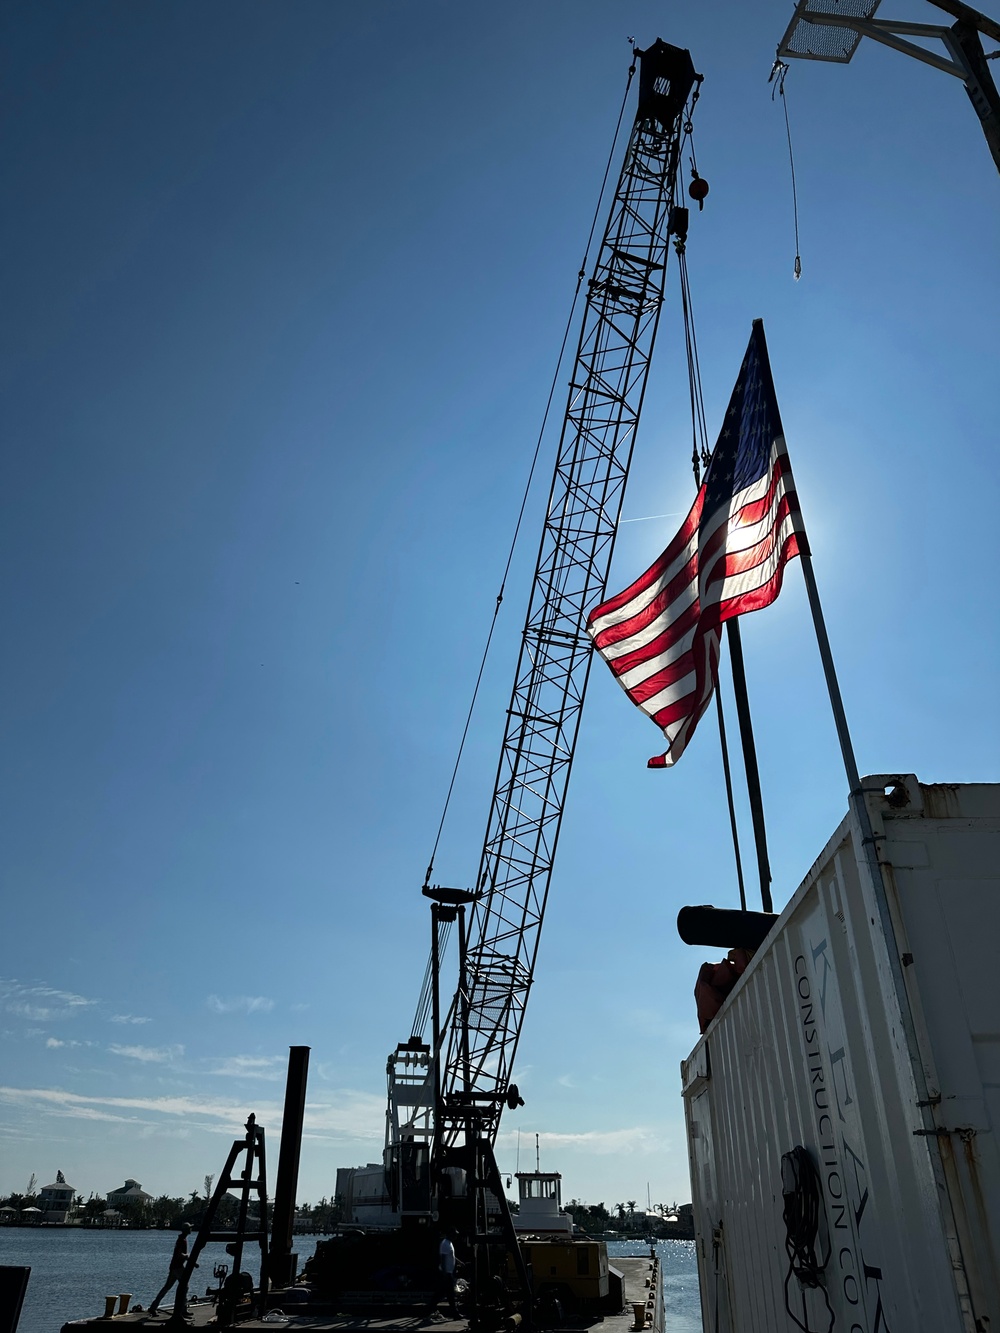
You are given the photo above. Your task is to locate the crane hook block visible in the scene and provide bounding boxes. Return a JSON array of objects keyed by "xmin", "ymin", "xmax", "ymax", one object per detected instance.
[{"xmin": 688, "ymin": 176, "xmax": 709, "ymax": 210}]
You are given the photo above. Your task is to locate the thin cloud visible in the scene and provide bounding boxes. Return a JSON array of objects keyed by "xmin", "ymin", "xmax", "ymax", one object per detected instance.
[
  {"xmin": 45, "ymin": 1037, "xmax": 84, "ymax": 1049},
  {"xmin": 497, "ymin": 1127, "xmax": 659, "ymax": 1156},
  {"xmin": 0, "ymin": 981, "xmax": 99, "ymax": 1023},
  {"xmin": 108, "ymin": 1043, "xmax": 183, "ymax": 1064},
  {"xmin": 206, "ymin": 995, "xmax": 274, "ymax": 1015},
  {"xmin": 47, "ymin": 1103, "xmax": 147, "ymax": 1126},
  {"xmin": 0, "ymin": 1085, "xmax": 385, "ymax": 1142},
  {"xmin": 206, "ymin": 1055, "xmax": 284, "ymax": 1080},
  {"xmin": 2, "ymin": 981, "xmax": 153, "ymax": 1030},
  {"xmin": 9, "ymin": 1003, "xmax": 56, "ymax": 1021}
]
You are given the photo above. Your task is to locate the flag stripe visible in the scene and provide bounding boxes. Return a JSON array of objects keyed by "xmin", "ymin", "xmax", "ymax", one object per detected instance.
[
  {"xmin": 591, "ymin": 550, "xmax": 699, "ymax": 655},
  {"xmin": 614, "ymin": 611, "xmax": 699, "ymax": 686},
  {"xmin": 586, "ymin": 491, "xmax": 703, "ymax": 626}
]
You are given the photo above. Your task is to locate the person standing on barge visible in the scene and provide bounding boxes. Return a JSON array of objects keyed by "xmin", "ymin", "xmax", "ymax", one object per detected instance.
[{"xmin": 149, "ymin": 1222, "xmax": 196, "ymax": 1317}]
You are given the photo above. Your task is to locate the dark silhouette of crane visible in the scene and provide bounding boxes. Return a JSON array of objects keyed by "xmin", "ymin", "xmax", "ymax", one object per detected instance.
[{"xmin": 382, "ymin": 45, "xmax": 702, "ymax": 1305}]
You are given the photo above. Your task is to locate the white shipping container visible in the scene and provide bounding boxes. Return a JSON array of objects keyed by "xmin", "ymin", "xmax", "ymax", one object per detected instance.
[{"xmin": 682, "ymin": 775, "xmax": 1000, "ymax": 1333}]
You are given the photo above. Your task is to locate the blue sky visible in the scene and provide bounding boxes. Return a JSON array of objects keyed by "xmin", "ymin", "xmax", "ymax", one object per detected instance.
[{"xmin": 1, "ymin": 0, "xmax": 997, "ymax": 1212}]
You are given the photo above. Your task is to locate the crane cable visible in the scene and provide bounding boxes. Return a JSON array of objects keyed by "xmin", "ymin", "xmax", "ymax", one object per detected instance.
[
  {"xmin": 677, "ymin": 245, "xmax": 711, "ymax": 486},
  {"xmin": 671, "ymin": 141, "xmax": 749, "ymax": 914},
  {"xmin": 410, "ymin": 914, "xmax": 453, "ymax": 1041},
  {"xmin": 770, "ymin": 59, "xmax": 802, "ymax": 280},
  {"xmin": 410, "ymin": 51, "xmax": 639, "ymax": 1041}
]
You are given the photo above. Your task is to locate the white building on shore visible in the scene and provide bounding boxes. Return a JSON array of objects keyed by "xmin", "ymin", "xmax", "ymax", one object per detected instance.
[{"xmin": 39, "ymin": 1171, "xmax": 76, "ymax": 1223}]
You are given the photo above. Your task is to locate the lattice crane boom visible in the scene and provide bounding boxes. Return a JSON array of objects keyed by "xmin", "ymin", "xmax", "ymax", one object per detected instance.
[{"xmin": 434, "ymin": 39, "xmax": 700, "ymax": 1148}]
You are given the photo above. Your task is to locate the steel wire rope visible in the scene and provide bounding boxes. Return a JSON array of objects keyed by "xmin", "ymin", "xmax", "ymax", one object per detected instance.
[
  {"xmin": 457, "ymin": 79, "xmax": 708, "ymax": 1107},
  {"xmin": 677, "ymin": 249, "xmax": 711, "ymax": 484},
  {"xmin": 461, "ymin": 99, "xmax": 699, "ymax": 1099},
  {"xmin": 489, "ymin": 103, "xmax": 699, "ymax": 1001},
  {"xmin": 770, "ymin": 60, "xmax": 802, "ymax": 280},
  {"xmin": 493, "ymin": 109, "xmax": 687, "ymax": 954},
  {"xmin": 468, "ymin": 54, "xmax": 641, "ymax": 751},
  {"xmin": 409, "ymin": 916, "xmax": 454, "ymax": 1041},
  {"xmin": 535, "ymin": 84, "xmax": 686, "ymax": 634},
  {"xmin": 673, "ymin": 180, "xmax": 749, "ymax": 913},
  {"xmin": 409, "ymin": 53, "xmax": 638, "ymax": 1043}
]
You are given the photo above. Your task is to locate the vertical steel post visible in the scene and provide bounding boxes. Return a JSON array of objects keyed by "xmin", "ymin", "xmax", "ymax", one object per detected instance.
[
  {"xmin": 798, "ymin": 552, "xmax": 942, "ymax": 1124},
  {"xmin": 458, "ymin": 905, "xmax": 471, "ymax": 1096},
  {"xmin": 269, "ymin": 1046, "xmax": 310, "ymax": 1288},
  {"xmin": 713, "ymin": 688, "xmax": 748, "ymax": 912},
  {"xmin": 725, "ymin": 619, "xmax": 773, "ymax": 913},
  {"xmin": 431, "ymin": 905, "xmax": 442, "ymax": 1118}
]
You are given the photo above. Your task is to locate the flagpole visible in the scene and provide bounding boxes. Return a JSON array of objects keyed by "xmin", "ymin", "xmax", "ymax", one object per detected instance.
[
  {"xmin": 798, "ymin": 546, "xmax": 944, "ymax": 1146},
  {"xmin": 725, "ymin": 618, "xmax": 773, "ymax": 914},
  {"xmin": 797, "ymin": 554, "xmax": 864, "ymax": 804},
  {"xmin": 714, "ymin": 687, "xmax": 748, "ymax": 913},
  {"xmin": 798, "ymin": 549, "xmax": 907, "ymax": 951}
]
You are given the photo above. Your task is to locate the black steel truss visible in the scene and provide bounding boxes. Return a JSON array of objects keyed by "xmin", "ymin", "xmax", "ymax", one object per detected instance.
[{"xmin": 438, "ymin": 40, "xmax": 698, "ymax": 1144}]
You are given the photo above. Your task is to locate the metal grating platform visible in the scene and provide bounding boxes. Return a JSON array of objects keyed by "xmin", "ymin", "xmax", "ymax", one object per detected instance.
[{"xmin": 778, "ymin": 0, "xmax": 883, "ymax": 62}]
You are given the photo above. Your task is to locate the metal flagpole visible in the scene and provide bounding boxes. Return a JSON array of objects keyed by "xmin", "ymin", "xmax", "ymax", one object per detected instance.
[
  {"xmin": 796, "ymin": 546, "xmax": 944, "ymax": 1135},
  {"xmin": 797, "ymin": 552, "xmax": 903, "ymax": 941},
  {"xmin": 796, "ymin": 555, "xmax": 864, "ymax": 801},
  {"xmin": 725, "ymin": 618, "xmax": 774, "ymax": 913},
  {"xmin": 793, "ymin": 505, "xmax": 992, "ymax": 1326}
]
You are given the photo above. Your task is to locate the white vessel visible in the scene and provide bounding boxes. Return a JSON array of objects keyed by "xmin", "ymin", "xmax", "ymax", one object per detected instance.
[{"xmin": 511, "ymin": 1171, "xmax": 573, "ymax": 1237}]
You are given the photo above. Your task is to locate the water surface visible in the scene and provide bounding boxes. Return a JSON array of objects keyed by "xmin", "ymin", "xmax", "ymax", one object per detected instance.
[
  {"xmin": 607, "ymin": 1240, "xmax": 702, "ymax": 1333},
  {"xmin": 1, "ymin": 1231, "xmax": 702, "ymax": 1333}
]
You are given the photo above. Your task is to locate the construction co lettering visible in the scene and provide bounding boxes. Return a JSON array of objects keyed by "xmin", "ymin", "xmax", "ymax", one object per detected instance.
[{"xmin": 795, "ymin": 947, "xmax": 888, "ymax": 1331}]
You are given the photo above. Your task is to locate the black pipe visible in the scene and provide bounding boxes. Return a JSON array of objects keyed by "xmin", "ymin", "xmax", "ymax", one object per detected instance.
[
  {"xmin": 432, "ymin": 904, "xmax": 442, "ymax": 1139},
  {"xmin": 677, "ymin": 904, "xmax": 777, "ymax": 951},
  {"xmin": 268, "ymin": 1046, "xmax": 310, "ymax": 1287},
  {"xmin": 726, "ymin": 618, "xmax": 774, "ymax": 913}
]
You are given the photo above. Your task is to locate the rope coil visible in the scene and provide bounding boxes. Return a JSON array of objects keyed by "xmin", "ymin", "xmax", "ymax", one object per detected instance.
[{"xmin": 781, "ymin": 1147, "xmax": 834, "ymax": 1333}]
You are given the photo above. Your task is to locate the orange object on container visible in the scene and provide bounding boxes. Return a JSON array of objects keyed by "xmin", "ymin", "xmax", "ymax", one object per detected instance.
[{"xmin": 694, "ymin": 949, "xmax": 751, "ymax": 1032}]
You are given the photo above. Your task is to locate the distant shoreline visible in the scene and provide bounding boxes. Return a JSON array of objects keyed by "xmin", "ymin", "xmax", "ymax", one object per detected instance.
[{"xmin": 1, "ymin": 1220, "xmax": 696, "ymax": 1241}]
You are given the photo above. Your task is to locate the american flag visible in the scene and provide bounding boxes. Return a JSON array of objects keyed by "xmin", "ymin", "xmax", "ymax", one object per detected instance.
[{"xmin": 587, "ymin": 320, "xmax": 808, "ymax": 768}]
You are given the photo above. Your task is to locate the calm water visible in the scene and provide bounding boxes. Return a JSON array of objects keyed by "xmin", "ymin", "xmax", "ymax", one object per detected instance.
[
  {"xmin": 0, "ymin": 1229, "xmax": 264, "ymax": 1333},
  {"xmin": 0, "ymin": 1231, "xmax": 701, "ymax": 1333},
  {"xmin": 607, "ymin": 1240, "xmax": 703, "ymax": 1333}
]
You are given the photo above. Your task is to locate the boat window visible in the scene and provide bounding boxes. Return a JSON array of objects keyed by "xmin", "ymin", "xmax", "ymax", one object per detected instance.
[{"xmin": 522, "ymin": 1177, "xmax": 558, "ymax": 1199}]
